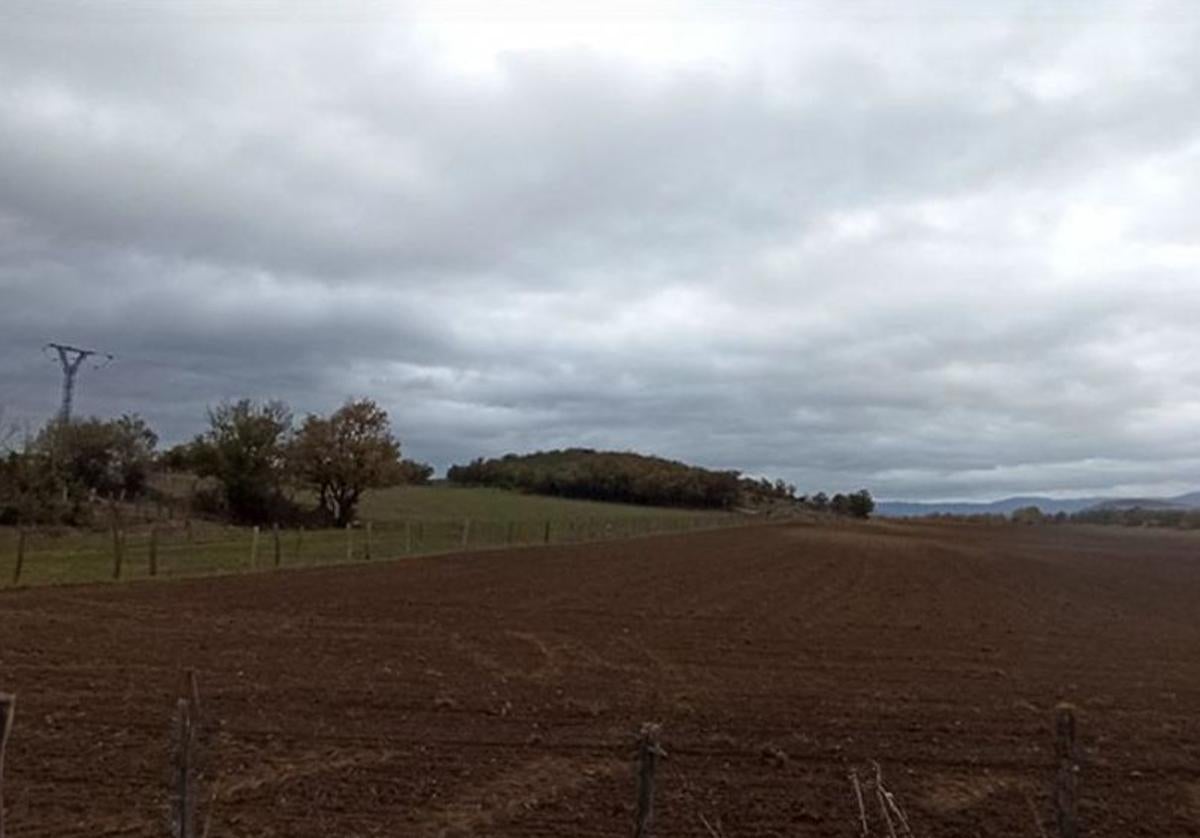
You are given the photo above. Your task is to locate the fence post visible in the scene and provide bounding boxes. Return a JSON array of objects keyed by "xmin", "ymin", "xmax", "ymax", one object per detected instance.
[
  {"xmin": 404, "ymin": 521, "xmax": 412, "ymax": 554},
  {"xmin": 111, "ymin": 514, "xmax": 124, "ymax": 581},
  {"xmin": 634, "ymin": 722, "xmax": 664, "ymax": 838},
  {"xmin": 365, "ymin": 521, "xmax": 373, "ymax": 561},
  {"xmin": 345, "ymin": 524, "xmax": 353, "ymax": 562},
  {"xmin": 1054, "ymin": 703, "xmax": 1079, "ymax": 838},
  {"xmin": 544, "ymin": 520, "xmax": 552, "ymax": 544},
  {"xmin": 250, "ymin": 525, "xmax": 260, "ymax": 569},
  {"xmin": 171, "ymin": 697, "xmax": 194, "ymax": 838},
  {"xmin": 149, "ymin": 527, "xmax": 159, "ymax": 578},
  {"xmin": 849, "ymin": 769, "xmax": 869, "ymax": 837},
  {"xmin": 273, "ymin": 523, "xmax": 282, "ymax": 568},
  {"xmin": 170, "ymin": 669, "xmax": 206, "ymax": 838},
  {"xmin": 185, "ymin": 668, "xmax": 201, "ymax": 719},
  {"xmin": 0, "ymin": 693, "xmax": 14, "ymax": 838},
  {"xmin": 11, "ymin": 530, "xmax": 25, "ymax": 586},
  {"xmin": 461, "ymin": 518, "xmax": 471, "ymax": 548}
]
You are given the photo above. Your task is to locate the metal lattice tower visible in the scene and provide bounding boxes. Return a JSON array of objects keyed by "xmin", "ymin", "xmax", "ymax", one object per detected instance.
[{"xmin": 46, "ymin": 343, "xmax": 111, "ymax": 423}]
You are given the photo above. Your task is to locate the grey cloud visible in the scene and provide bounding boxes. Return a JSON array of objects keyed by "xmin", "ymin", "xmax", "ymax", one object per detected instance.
[{"xmin": 3, "ymin": 1, "xmax": 1200, "ymax": 500}]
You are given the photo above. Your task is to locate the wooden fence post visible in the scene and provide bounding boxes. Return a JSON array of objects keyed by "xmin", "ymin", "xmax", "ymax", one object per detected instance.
[
  {"xmin": 634, "ymin": 723, "xmax": 664, "ymax": 838},
  {"xmin": 184, "ymin": 668, "xmax": 201, "ymax": 719},
  {"xmin": 1054, "ymin": 703, "xmax": 1079, "ymax": 838},
  {"xmin": 0, "ymin": 693, "xmax": 14, "ymax": 838},
  {"xmin": 249, "ymin": 525, "xmax": 260, "ymax": 569},
  {"xmin": 11, "ymin": 530, "xmax": 25, "ymax": 586},
  {"xmin": 544, "ymin": 520, "xmax": 552, "ymax": 544},
  {"xmin": 273, "ymin": 523, "xmax": 282, "ymax": 568},
  {"xmin": 148, "ymin": 527, "xmax": 159, "ymax": 578},
  {"xmin": 169, "ymin": 670, "xmax": 204, "ymax": 838},
  {"xmin": 111, "ymin": 515, "xmax": 124, "ymax": 581},
  {"xmin": 171, "ymin": 697, "xmax": 195, "ymax": 838},
  {"xmin": 461, "ymin": 518, "xmax": 471, "ymax": 548},
  {"xmin": 365, "ymin": 521, "xmax": 373, "ymax": 561},
  {"xmin": 849, "ymin": 769, "xmax": 869, "ymax": 837}
]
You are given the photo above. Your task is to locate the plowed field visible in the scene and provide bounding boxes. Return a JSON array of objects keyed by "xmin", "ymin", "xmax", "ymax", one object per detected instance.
[{"xmin": 3, "ymin": 520, "xmax": 1200, "ymax": 836}]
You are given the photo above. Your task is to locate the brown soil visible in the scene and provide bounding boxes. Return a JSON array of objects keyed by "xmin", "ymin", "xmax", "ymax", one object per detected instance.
[{"xmin": 3, "ymin": 520, "xmax": 1200, "ymax": 836}]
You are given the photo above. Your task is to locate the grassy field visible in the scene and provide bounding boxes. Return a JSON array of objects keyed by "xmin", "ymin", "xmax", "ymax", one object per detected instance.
[
  {"xmin": 0, "ymin": 485, "xmax": 743, "ymax": 588},
  {"xmin": 358, "ymin": 484, "xmax": 718, "ymax": 521}
]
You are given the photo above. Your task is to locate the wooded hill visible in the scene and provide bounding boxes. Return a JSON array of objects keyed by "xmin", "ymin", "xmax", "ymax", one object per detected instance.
[{"xmin": 447, "ymin": 449, "xmax": 744, "ymax": 509}]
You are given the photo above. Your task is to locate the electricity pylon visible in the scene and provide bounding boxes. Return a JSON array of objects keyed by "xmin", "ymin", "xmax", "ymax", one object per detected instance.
[{"xmin": 45, "ymin": 343, "xmax": 112, "ymax": 423}]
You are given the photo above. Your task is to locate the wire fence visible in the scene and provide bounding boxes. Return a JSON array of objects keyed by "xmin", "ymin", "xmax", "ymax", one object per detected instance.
[
  {"xmin": 0, "ymin": 683, "xmax": 1086, "ymax": 838},
  {"xmin": 0, "ymin": 512, "xmax": 750, "ymax": 588}
]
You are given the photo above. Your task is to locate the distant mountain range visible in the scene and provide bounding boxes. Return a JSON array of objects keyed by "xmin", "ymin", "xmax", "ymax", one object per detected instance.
[{"xmin": 877, "ymin": 491, "xmax": 1200, "ymax": 518}]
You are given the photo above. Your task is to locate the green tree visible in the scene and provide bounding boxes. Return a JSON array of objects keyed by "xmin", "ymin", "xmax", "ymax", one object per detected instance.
[
  {"xmin": 107, "ymin": 414, "xmax": 159, "ymax": 496},
  {"xmin": 290, "ymin": 398, "xmax": 402, "ymax": 527},
  {"xmin": 830, "ymin": 493, "xmax": 850, "ymax": 515},
  {"xmin": 0, "ymin": 448, "xmax": 73, "ymax": 525},
  {"xmin": 397, "ymin": 458, "xmax": 435, "ymax": 485},
  {"xmin": 847, "ymin": 489, "xmax": 875, "ymax": 519},
  {"xmin": 35, "ymin": 414, "xmax": 158, "ymax": 498},
  {"xmin": 0, "ymin": 414, "xmax": 158, "ymax": 524},
  {"xmin": 191, "ymin": 399, "xmax": 292, "ymax": 524},
  {"xmin": 1011, "ymin": 505, "xmax": 1044, "ymax": 525}
]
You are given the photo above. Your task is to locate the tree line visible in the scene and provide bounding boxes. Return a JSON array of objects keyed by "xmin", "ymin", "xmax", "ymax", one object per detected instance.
[
  {"xmin": 0, "ymin": 398, "xmax": 431, "ymax": 528},
  {"xmin": 737, "ymin": 476, "xmax": 875, "ymax": 518},
  {"xmin": 1070, "ymin": 506, "xmax": 1200, "ymax": 529},
  {"xmin": 448, "ymin": 449, "xmax": 745, "ymax": 509},
  {"xmin": 446, "ymin": 448, "xmax": 875, "ymax": 518},
  {"xmin": 2, "ymin": 402, "xmax": 876, "ymax": 527},
  {"xmin": 919, "ymin": 505, "xmax": 1200, "ymax": 530}
]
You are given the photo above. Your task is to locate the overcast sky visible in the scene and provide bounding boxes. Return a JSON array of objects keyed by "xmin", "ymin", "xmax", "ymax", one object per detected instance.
[{"xmin": 2, "ymin": 1, "xmax": 1199, "ymax": 501}]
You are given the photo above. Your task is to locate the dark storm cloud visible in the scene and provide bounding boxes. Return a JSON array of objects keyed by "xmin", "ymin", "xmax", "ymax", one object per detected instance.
[{"xmin": 3, "ymin": 1, "xmax": 1200, "ymax": 500}]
